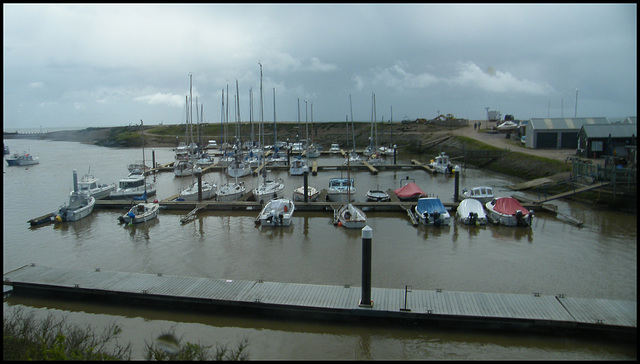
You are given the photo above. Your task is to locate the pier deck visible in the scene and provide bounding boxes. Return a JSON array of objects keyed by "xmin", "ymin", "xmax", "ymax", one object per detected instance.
[{"xmin": 3, "ymin": 264, "xmax": 635, "ymax": 340}]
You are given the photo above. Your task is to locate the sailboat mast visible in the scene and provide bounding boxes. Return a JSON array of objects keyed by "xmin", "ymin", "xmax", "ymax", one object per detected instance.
[
  {"xmin": 273, "ymin": 88, "xmax": 277, "ymax": 146},
  {"xmin": 141, "ymin": 119, "xmax": 148, "ymax": 203},
  {"xmin": 259, "ymin": 62, "xmax": 264, "ymax": 149}
]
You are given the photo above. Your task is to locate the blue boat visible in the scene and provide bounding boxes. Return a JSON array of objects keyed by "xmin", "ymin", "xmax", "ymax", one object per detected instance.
[{"xmin": 414, "ymin": 197, "xmax": 451, "ymax": 226}]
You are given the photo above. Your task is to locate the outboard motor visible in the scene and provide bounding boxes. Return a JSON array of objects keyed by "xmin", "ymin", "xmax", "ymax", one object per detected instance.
[
  {"xmin": 515, "ymin": 210, "xmax": 526, "ymax": 226},
  {"xmin": 433, "ymin": 212, "xmax": 441, "ymax": 226},
  {"xmin": 468, "ymin": 212, "xmax": 477, "ymax": 225},
  {"xmin": 423, "ymin": 212, "xmax": 429, "ymax": 225}
]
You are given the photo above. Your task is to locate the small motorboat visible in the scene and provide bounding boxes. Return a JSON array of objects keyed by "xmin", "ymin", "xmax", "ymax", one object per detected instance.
[
  {"xmin": 393, "ymin": 178, "xmax": 426, "ymax": 201},
  {"xmin": 485, "ymin": 197, "xmax": 533, "ymax": 227},
  {"xmin": 461, "ymin": 186, "xmax": 495, "ymax": 204},
  {"xmin": 329, "ymin": 143, "xmax": 341, "ymax": 153},
  {"xmin": 337, "ymin": 203, "xmax": 367, "ymax": 229},
  {"xmin": 366, "ymin": 188, "xmax": 390, "ymax": 202},
  {"xmin": 205, "ymin": 140, "xmax": 218, "ymax": 149},
  {"xmin": 414, "ymin": 197, "xmax": 451, "ymax": 226},
  {"xmin": 292, "ymin": 185, "xmax": 320, "ymax": 202},
  {"xmin": 326, "ymin": 177, "xmax": 355, "ymax": 203},
  {"xmin": 55, "ymin": 170, "xmax": 95, "ymax": 222},
  {"xmin": 456, "ymin": 198, "xmax": 488, "ymax": 226},
  {"xmin": 257, "ymin": 198, "xmax": 295, "ymax": 227},
  {"xmin": 109, "ymin": 170, "xmax": 156, "ymax": 200},
  {"xmin": 77, "ymin": 171, "xmax": 116, "ymax": 200},
  {"xmin": 429, "ymin": 152, "xmax": 458, "ymax": 174},
  {"xmin": 289, "ymin": 157, "xmax": 309, "ymax": 176}
]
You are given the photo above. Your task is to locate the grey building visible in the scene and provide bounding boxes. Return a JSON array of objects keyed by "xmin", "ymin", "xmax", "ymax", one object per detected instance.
[
  {"xmin": 523, "ymin": 117, "xmax": 609, "ymax": 149},
  {"xmin": 577, "ymin": 122, "xmax": 637, "ymax": 159}
]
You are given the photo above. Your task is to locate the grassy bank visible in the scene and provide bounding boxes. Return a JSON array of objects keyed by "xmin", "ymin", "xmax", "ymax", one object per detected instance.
[{"xmin": 429, "ymin": 135, "xmax": 571, "ymax": 180}]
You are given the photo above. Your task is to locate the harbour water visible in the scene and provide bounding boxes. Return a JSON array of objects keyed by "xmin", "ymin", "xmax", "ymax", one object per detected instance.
[{"xmin": 3, "ymin": 138, "xmax": 637, "ymax": 359}]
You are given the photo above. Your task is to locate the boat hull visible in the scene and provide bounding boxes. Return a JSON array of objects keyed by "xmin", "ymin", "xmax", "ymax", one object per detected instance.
[
  {"xmin": 366, "ymin": 190, "xmax": 390, "ymax": 202},
  {"xmin": 337, "ymin": 203, "xmax": 367, "ymax": 229},
  {"xmin": 119, "ymin": 203, "xmax": 159, "ymax": 224},
  {"xmin": 258, "ymin": 199, "xmax": 295, "ymax": 227},
  {"xmin": 455, "ymin": 199, "xmax": 488, "ymax": 225},
  {"xmin": 216, "ymin": 182, "xmax": 246, "ymax": 201},
  {"xmin": 292, "ymin": 186, "xmax": 320, "ymax": 202},
  {"xmin": 56, "ymin": 196, "xmax": 96, "ymax": 222},
  {"xmin": 485, "ymin": 198, "xmax": 533, "ymax": 227},
  {"xmin": 414, "ymin": 197, "xmax": 451, "ymax": 226}
]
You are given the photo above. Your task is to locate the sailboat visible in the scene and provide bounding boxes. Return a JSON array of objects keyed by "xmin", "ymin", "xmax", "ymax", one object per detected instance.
[
  {"xmin": 306, "ymin": 103, "xmax": 321, "ymax": 158},
  {"xmin": 226, "ymin": 81, "xmax": 252, "ymax": 178},
  {"xmin": 174, "ymin": 81, "xmax": 197, "ymax": 177},
  {"xmin": 337, "ymin": 156, "xmax": 366, "ymax": 229},
  {"xmin": 119, "ymin": 120, "xmax": 159, "ymax": 225},
  {"xmin": 289, "ymin": 98, "xmax": 309, "ymax": 175},
  {"xmin": 252, "ymin": 169, "xmax": 285, "ymax": 204},
  {"xmin": 365, "ymin": 93, "xmax": 385, "ymax": 165}
]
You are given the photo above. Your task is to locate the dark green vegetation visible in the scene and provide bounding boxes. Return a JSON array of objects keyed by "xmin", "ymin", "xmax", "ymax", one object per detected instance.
[{"xmin": 3, "ymin": 307, "xmax": 249, "ymax": 361}]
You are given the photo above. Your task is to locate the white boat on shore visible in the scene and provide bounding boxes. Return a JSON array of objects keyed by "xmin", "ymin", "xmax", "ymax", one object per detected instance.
[
  {"xmin": 257, "ymin": 198, "xmax": 295, "ymax": 227},
  {"xmin": 485, "ymin": 197, "xmax": 533, "ymax": 227},
  {"xmin": 456, "ymin": 198, "xmax": 488, "ymax": 226}
]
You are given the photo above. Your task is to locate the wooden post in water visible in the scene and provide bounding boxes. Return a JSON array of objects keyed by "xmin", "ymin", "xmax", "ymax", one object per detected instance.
[
  {"xmin": 196, "ymin": 170, "xmax": 203, "ymax": 201},
  {"xmin": 360, "ymin": 225, "xmax": 373, "ymax": 307},
  {"xmin": 454, "ymin": 165, "xmax": 460, "ymax": 202},
  {"xmin": 303, "ymin": 170, "xmax": 309, "ymax": 202},
  {"xmin": 152, "ymin": 150, "xmax": 156, "ymax": 169}
]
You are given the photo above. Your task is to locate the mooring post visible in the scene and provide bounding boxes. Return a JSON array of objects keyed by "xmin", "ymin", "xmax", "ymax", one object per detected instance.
[
  {"xmin": 196, "ymin": 170, "xmax": 203, "ymax": 201},
  {"xmin": 303, "ymin": 170, "xmax": 309, "ymax": 202},
  {"xmin": 393, "ymin": 144, "xmax": 397, "ymax": 165},
  {"xmin": 360, "ymin": 225, "xmax": 373, "ymax": 307},
  {"xmin": 152, "ymin": 150, "xmax": 156, "ymax": 169},
  {"xmin": 453, "ymin": 165, "xmax": 460, "ymax": 202}
]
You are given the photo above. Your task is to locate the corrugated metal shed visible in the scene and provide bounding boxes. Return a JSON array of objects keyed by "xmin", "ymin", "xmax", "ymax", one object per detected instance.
[
  {"xmin": 525, "ymin": 117, "xmax": 609, "ymax": 149},
  {"xmin": 529, "ymin": 117, "xmax": 609, "ymax": 131},
  {"xmin": 580, "ymin": 124, "xmax": 637, "ymax": 139}
]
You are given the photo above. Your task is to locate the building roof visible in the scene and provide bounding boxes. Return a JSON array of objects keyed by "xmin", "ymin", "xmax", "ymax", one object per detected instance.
[
  {"xmin": 529, "ymin": 117, "xmax": 609, "ymax": 131},
  {"xmin": 580, "ymin": 123, "xmax": 637, "ymax": 139}
]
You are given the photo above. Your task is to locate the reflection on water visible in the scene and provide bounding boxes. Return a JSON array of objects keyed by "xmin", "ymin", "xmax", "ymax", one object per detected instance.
[{"xmin": 3, "ymin": 139, "xmax": 637, "ymax": 359}]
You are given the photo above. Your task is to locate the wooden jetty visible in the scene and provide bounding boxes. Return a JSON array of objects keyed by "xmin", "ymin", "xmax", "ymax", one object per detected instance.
[
  {"xmin": 3, "ymin": 264, "xmax": 635, "ymax": 341},
  {"xmin": 27, "ymin": 212, "xmax": 56, "ymax": 227},
  {"xmin": 532, "ymin": 182, "xmax": 611, "ymax": 204}
]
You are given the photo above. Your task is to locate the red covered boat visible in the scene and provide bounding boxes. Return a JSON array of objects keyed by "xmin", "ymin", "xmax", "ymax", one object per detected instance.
[{"xmin": 393, "ymin": 179, "xmax": 426, "ymax": 201}]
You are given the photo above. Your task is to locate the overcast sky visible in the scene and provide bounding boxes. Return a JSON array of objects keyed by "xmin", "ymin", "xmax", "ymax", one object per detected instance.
[{"xmin": 3, "ymin": 3, "xmax": 637, "ymax": 131}]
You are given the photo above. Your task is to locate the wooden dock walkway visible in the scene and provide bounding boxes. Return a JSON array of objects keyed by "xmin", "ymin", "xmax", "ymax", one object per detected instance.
[
  {"xmin": 532, "ymin": 182, "xmax": 610, "ymax": 204},
  {"xmin": 3, "ymin": 264, "xmax": 635, "ymax": 340}
]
